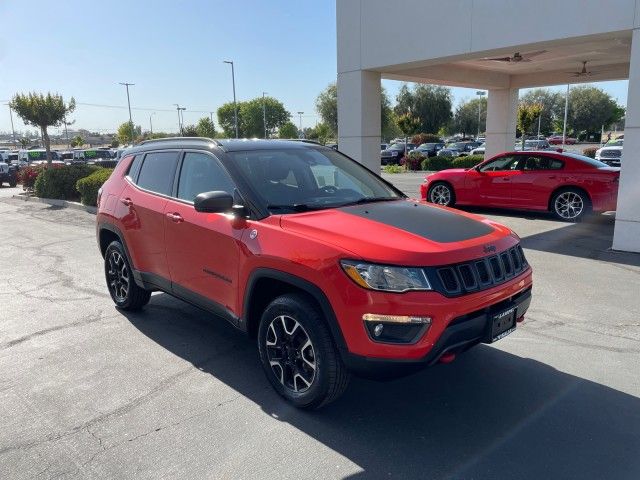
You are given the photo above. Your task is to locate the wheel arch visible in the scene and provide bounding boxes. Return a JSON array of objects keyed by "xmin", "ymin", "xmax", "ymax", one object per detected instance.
[
  {"xmin": 547, "ymin": 185, "xmax": 592, "ymax": 212},
  {"xmin": 243, "ymin": 268, "xmax": 348, "ymax": 356},
  {"xmin": 427, "ymin": 179, "xmax": 456, "ymax": 202}
]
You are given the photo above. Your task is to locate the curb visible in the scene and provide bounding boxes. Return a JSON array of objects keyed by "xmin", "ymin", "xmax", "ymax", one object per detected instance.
[{"xmin": 12, "ymin": 193, "xmax": 97, "ymax": 214}]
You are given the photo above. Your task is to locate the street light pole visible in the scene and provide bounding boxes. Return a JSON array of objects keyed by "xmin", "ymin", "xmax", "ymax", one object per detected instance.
[
  {"xmin": 174, "ymin": 104, "xmax": 186, "ymax": 135},
  {"xmin": 119, "ymin": 82, "xmax": 135, "ymax": 132},
  {"xmin": 223, "ymin": 60, "xmax": 239, "ymax": 138},
  {"xmin": 7, "ymin": 104, "xmax": 17, "ymax": 148},
  {"xmin": 562, "ymin": 84, "xmax": 570, "ymax": 150},
  {"xmin": 475, "ymin": 90, "xmax": 485, "ymax": 139},
  {"xmin": 297, "ymin": 111, "xmax": 304, "ymax": 137},
  {"xmin": 149, "ymin": 112, "xmax": 155, "ymax": 135},
  {"xmin": 262, "ymin": 92, "xmax": 268, "ymax": 139}
]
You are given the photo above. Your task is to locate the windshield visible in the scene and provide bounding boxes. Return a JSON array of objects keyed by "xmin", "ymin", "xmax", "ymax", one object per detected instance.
[
  {"xmin": 389, "ymin": 144, "xmax": 405, "ymax": 151},
  {"xmin": 605, "ymin": 140, "xmax": 623, "ymax": 147},
  {"xmin": 229, "ymin": 147, "xmax": 403, "ymax": 214},
  {"xmin": 563, "ymin": 153, "xmax": 610, "ymax": 168}
]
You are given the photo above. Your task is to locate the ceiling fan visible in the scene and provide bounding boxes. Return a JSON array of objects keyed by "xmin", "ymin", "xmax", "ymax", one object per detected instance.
[
  {"xmin": 568, "ymin": 61, "xmax": 595, "ymax": 77},
  {"xmin": 482, "ymin": 50, "xmax": 546, "ymax": 63}
]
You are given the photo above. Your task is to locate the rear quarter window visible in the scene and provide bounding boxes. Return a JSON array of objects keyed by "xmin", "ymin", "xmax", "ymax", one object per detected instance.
[{"xmin": 126, "ymin": 155, "xmax": 143, "ymax": 181}]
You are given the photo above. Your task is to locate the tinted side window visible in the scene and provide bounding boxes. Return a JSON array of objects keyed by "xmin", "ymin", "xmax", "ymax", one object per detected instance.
[
  {"xmin": 480, "ymin": 156, "xmax": 519, "ymax": 172},
  {"xmin": 522, "ymin": 156, "xmax": 564, "ymax": 171},
  {"xmin": 177, "ymin": 152, "xmax": 236, "ymax": 202},
  {"xmin": 136, "ymin": 151, "xmax": 179, "ymax": 195},
  {"xmin": 126, "ymin": 155, "xmax": 142, "ymax": 181}
]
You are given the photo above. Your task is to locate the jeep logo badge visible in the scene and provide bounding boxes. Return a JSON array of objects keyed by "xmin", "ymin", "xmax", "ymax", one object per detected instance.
[{"xmin": 483, "ymin": 245, "xmax": 497, "ymax": 254}]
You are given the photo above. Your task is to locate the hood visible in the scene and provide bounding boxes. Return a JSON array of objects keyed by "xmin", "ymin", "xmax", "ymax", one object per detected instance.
[
  {"xmin": 279, "ymin": 199, "xmax": 516, "ymax": 266},
  {"xmin": 599, "ymin": 146, "xmax": 623, "ymax": 151}
]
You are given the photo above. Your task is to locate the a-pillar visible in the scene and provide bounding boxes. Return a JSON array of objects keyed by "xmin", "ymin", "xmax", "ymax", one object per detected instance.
[
  {"xmin": 484, "ymin": 88, "xmax": 519, "ymax": 160},
  {"xmin": 337, "ymin": 70, "xmax": 382, "ymax": 172},
  {"xmin": 613, "ymin": 28, "xmax": 640, "ymax": 252}
]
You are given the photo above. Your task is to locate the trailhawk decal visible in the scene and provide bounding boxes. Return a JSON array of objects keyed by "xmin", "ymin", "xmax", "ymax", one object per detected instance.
[{"xmin": 339, "ymin": 201, "xmax": 494, "ymax": 243}]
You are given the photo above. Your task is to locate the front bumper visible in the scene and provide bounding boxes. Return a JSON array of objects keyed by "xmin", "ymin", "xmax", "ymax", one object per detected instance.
[{"xmin": 343, "ymin": 286, "xmax": 532, "ymax": 378}]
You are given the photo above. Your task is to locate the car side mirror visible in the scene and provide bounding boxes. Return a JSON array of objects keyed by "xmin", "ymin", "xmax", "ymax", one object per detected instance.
[{"xmin": 194, "ymin": 191, "xmax": 234, "ymax": 213}]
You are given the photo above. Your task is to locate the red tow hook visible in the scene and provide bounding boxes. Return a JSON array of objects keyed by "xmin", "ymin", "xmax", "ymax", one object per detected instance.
[
  {"xmin": 439, "ymin": 352, "xmax": 456, "ymax": 364},
  {"xmin": 517, "ymin": 315, "xmax": 525, "ymax": 323}
]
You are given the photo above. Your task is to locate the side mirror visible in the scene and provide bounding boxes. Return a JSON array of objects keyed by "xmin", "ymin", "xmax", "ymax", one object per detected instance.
[{"xmin": 194, "ymin": 191, "xmax": 234, "ymax": 213}]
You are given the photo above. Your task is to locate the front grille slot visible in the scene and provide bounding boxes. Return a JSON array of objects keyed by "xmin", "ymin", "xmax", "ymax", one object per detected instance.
[{"xmin": 431, "ymin": 243, "xmax": 529, "ymax": 296}]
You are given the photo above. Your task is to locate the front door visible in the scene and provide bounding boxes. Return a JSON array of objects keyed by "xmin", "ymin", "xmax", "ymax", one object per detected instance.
[
  {"xmin": 465, "ymin": 155, "xmax": 521, "ymax": 206},
  {"xmin": 164, "ymin": 151, "xmax": 247, "ymax": 316}
]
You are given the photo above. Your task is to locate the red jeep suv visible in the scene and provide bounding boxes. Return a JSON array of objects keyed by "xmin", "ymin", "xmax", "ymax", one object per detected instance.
[{"xmin": 97, "ymin": 138, "xmax": 532, "ymax": 408}]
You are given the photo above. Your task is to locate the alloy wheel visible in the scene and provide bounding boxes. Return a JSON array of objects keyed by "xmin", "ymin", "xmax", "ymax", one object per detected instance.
[
  {"xmin": 430, "ymin": 184, "xmax": 451, "ymax": 205},
  {"xmin": 554, "ymin": 191, "xmax": 584, "ymax": 220},
  {"xmin": 107, "ymin": 250, "xmax": 129, "ymax": 302},
  {"xmin": 265, "ymin": 315, "xmax": 316, "ymax": 393}
]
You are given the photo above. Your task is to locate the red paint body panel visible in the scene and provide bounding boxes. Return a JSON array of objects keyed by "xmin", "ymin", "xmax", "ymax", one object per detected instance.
[{"xmin": 422, "ymin": 151, "xmax": 619, "ymax": 213}]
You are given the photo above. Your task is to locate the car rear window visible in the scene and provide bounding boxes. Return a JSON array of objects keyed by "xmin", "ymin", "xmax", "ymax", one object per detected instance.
[
  {"xmin": 136, "ymin": 151, "xmax": 179, "ymax": 195},
  {"xmin": 563, "ymin": 153, "xmax": 609, "ymax": 168}
]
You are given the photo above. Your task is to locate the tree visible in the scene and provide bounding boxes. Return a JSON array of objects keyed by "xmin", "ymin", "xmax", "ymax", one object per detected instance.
[
  {"xmin": 517, "ymin": 103, "xmax": 543, "ymax": 150},
  {"xmin": 218, "ymin": 96, "xmax": 290, "ymax": 138},
  {"xmin": 453, "ymin": 97, "xmax": 487, "ymax": 138},
  {"xmin": 19, "ymin": 138, "xmax": 30, "ymax": 148},
  {"xmin": 315, "ymin": 83, "xmax": 396, "ymax": 139},
  {"xmin": 182, "ymin": 124, "xmax": 199, "ymax": 136},
  {"xmin": 278, "ymin": 121, "xmax": 298, "ymax": 139},
  {"xmin": 394, "ymin": 84, "xmax": 453, "ymax": 134},
  {"xmin": 396, "ymin": 113, "xmax": 420, "ymax": 156},
  {"xmin": 10, "ymin": 92, "xmax": 76, "ymax": 163},
  {"xmin": 304, "ymin": 122, "xmax": 333, "ymax": 144},
  {"xmin": 519, "ymin": 89, "xmax": 564, "ymax": 136},
  {"xmin": 566, "ymin": 86, "xmax": 625, "ymax": 139},
  {"xmin": 70, "ymin": 135, "xmax": 84, "ymax": 148},
  {"xmin": 196, "ymin": 117, "xmax": 217, "ymax": 138},
  {"xmin": 117, "ymin": 121, "xmax": 142, "ymax": 145}
]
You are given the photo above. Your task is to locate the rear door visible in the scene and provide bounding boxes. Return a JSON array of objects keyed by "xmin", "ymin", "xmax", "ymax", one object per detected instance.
[
  {"xmin": 511, "ymin": 155, "xmax": 565, "ymax": 209},
  {"xmin": 164, "ymin": 151, "xmax": 246, "ymax": 316},
  {"xmin": 464, "ymin": 155, "xmax": 521, "ymax": 206},
  {"xmin": 120, "ymin": 150, "xmax": 180, "ymax": 282}
]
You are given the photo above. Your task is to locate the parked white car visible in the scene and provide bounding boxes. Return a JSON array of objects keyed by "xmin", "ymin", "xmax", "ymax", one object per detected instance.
[
  {"xmin": 595, "ymin": 139, "xmax": 623, "ymax": 167},
  {"xmin": 470, "ymin": 143, "xmax": 485, "ymax": 155}
]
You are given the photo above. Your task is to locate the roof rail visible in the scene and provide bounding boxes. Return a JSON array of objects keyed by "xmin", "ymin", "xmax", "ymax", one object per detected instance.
[{"xmin": 138, "ymin": 137, "xmax": 222, "ymax": 146}]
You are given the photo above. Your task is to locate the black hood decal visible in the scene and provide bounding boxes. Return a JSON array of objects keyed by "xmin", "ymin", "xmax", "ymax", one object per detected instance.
[{"xmin": 339, "ymin": 201, "xmax": 495, "ymax": 243}]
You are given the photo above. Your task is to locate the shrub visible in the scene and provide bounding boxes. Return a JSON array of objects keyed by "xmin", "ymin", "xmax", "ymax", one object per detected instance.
[
  {"xmin": 422, "ymin": 155, "xmax": 454, "ymax": 171},
  {"xmin": 34, "ymin": 164, "xmax": 99, "ymax": 200},
  {"xmin": 411, "ymin": 133, "xmax": 442, "ymax": 145},
  {"xmin": 383, "ymin": 164, "xmax": 405, "ymax": 174},
  {"xmin": 401, "ymin": 151, "xmax": 426, "ymax": 171},
  {"xmin": 18, "ymin": 165, "xmax": 46, "ymax": 190},
  {"xmin": 76, "ymin": 168, "xmax": 114, "ymax": 206},
  {"xmin": 582, "ymin": 146, "xmax": 598, "ymax": 158},
  {"xmin": 452, "ymin": 155, "xmax": 484, "ymax": 168}
]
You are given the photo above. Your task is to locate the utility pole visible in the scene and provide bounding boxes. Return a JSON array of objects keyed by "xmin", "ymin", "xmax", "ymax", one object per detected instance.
[
  {"xmin": 297, "ymin": 111, "xmax": 304, "ymax": 138},
  {"xmin": 223, "ymin": 60, "xmax": 239, "ymax": 138},
  {"xmin": 119, "ymin": 82, "xmax": 135, "ymax": 140},
  {"xmin": 63, "ymin": 115, "xmax": 70, "ymax": 148},
  {"xmin": 562, "ymin": 84, "xmax": 570, "ymax": 150},
  {"xmin": 262, "ymin": 92, "xmax": 268, "ymax": 139},
  {"xmin": 537, "ymin": 113, "xmax": 542, "ymax": 140},
  {"xmin": 149, "ymin": 112, "xmax": 155, "ymax": 135},
  {"xmin": 7, "ymin": 104, "xmax": 17, "ymax": 148},
  {"xmin": 209, "ymin": 112, "xmax": 214, "ymax": 124},
  {"xmin": 475, "ymin": 91, "xmax": 485, "ymax": 139},
  {"xmin": 174, "ymin": 104, "xmax": 185, "ymax": 135}
]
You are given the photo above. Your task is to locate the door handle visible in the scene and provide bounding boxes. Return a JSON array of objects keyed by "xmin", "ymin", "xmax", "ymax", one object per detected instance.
[
  {"xmin": 166, "ymin": 212, "xmax": 184, "ymax": 223},
  {"xmin": 120, "ymin": 197, "xmax": 132, "ymax": 207},
  {"xmin": 548, "ymin": 175, "xmax": 557, "ymax": 179}
]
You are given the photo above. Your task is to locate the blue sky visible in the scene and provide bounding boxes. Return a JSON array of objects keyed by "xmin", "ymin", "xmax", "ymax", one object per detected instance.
[{"xmin": 0, "ymin": 0, "xmax": 629, "ymax": 136}]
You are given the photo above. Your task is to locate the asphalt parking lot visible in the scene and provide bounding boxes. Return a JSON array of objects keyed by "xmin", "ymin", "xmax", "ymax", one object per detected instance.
[{"xmin": 1, "ymin": 181, "xmax": 639, "ymax": 480}]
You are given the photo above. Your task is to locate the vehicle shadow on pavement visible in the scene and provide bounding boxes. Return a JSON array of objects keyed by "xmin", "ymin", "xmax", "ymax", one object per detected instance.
[{"xmin": 123, "ymin": 294, "xmax": 640, "ymax": 480}]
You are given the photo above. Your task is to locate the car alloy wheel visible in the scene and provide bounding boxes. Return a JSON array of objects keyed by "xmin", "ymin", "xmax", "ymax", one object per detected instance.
[
  {"xmin": 106, "ymin": 250, "xmax": 129, "ymax": 302},
  {"xmin": 430, "ymin": 184, "xmax": 452, "ymax": 205},
  {"xmin": 554, "ymin": 191, "xmax": 584, "ymax": 220},
  {"xmin": 265, "ymin": 314, "xmax": 316, "ymax": 393}
]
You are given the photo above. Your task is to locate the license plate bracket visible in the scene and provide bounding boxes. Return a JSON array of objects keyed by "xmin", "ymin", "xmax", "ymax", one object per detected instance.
[{"xmin": 489, "ymin": 306, "xmax": 517, "ymax": 342}]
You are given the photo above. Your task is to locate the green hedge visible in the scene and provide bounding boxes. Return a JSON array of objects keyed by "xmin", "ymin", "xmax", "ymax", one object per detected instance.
[
  {"xmin": 34, "ymin": 165, "xmax": 99, "ymax": 200},
  {"xmin": 411, "ymin": 133, "xmax": 442, "ymax": 145},
  {"xmin": 452, "ymin": 155, "xmax": 484, "ymax": 168},
  {"xmin": 76, "ymin": 168, "xmax": 114, "ymax": 206},
  {"xmin": 421, "ymin": 155, "xmax": 453, "ymax": 171}
]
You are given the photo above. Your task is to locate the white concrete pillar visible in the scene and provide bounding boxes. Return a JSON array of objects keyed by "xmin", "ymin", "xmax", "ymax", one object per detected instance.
[
  {"xmin": 337, "ymin": 70, "xmax": 382, "ymax": 172},
  {"xmin": 484, "ymin": 88, "xmax": 519, "ymax": 160},
  {"xmin": 613, "ymin": 29, "xmax": 640, "ymax": 252}
]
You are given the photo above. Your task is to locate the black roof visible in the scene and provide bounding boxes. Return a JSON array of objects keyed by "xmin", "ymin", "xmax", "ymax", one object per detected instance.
[{"xmin": 127, "ymin": 137, "xmax": 324, "ymax": 154}]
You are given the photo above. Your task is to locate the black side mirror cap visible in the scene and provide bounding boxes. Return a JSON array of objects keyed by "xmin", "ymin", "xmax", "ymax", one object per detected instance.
[{"xmin": 194, "ymin": 191, "xmax": 234, "ymax": 213}]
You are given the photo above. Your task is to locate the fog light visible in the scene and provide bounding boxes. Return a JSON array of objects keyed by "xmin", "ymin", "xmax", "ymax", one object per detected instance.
[{"xmin": 362, "ymin": 314, "xmax": 431, "ymax": 344}]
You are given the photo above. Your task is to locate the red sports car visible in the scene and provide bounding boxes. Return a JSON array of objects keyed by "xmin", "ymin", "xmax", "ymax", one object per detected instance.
[
  {"xmin": 547, "ymin": 135, "xmax": 577, "ymax": 145},
  {"xmin": 420, "ymin": 151, "xmax": 619, "ymax": 221}
]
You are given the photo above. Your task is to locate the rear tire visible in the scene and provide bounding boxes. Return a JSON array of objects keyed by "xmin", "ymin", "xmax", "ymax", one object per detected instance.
[
  {"xmin": 104, "ymin": 240, "xmax": 151, "ymax": 310},
  {"xmin": 427, "ymin": 181, "xmax": 455, "ymax": 207},
  {"xmin": 258, "ymin": 294, "xmax": 350, "ymax": 409},
  {"xmin": 551, "ymin": 188, "xmax": 591, "ymax": 222}
]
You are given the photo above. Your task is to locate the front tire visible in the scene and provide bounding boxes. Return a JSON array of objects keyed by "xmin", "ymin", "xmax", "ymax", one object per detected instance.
[
  {"xmin": 104, "ymin": 240, "xmax": 151, "ymax": 310},
  {"xmin": 258, "ymin": 294, "xmax": 350, "ymax": 409},
  {"xmin": 427, "ymin": 181, "xmax": 455, "ymax": 207},
  {"xmin": 551, "ymin": 188, "xmax": 590, "ymax": 222}
]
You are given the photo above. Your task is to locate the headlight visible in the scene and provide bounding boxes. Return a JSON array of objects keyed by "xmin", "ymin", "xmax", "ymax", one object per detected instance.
[{"xmin": 340, "ymin": 260, "xmax": 432, "ymax": 292}]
